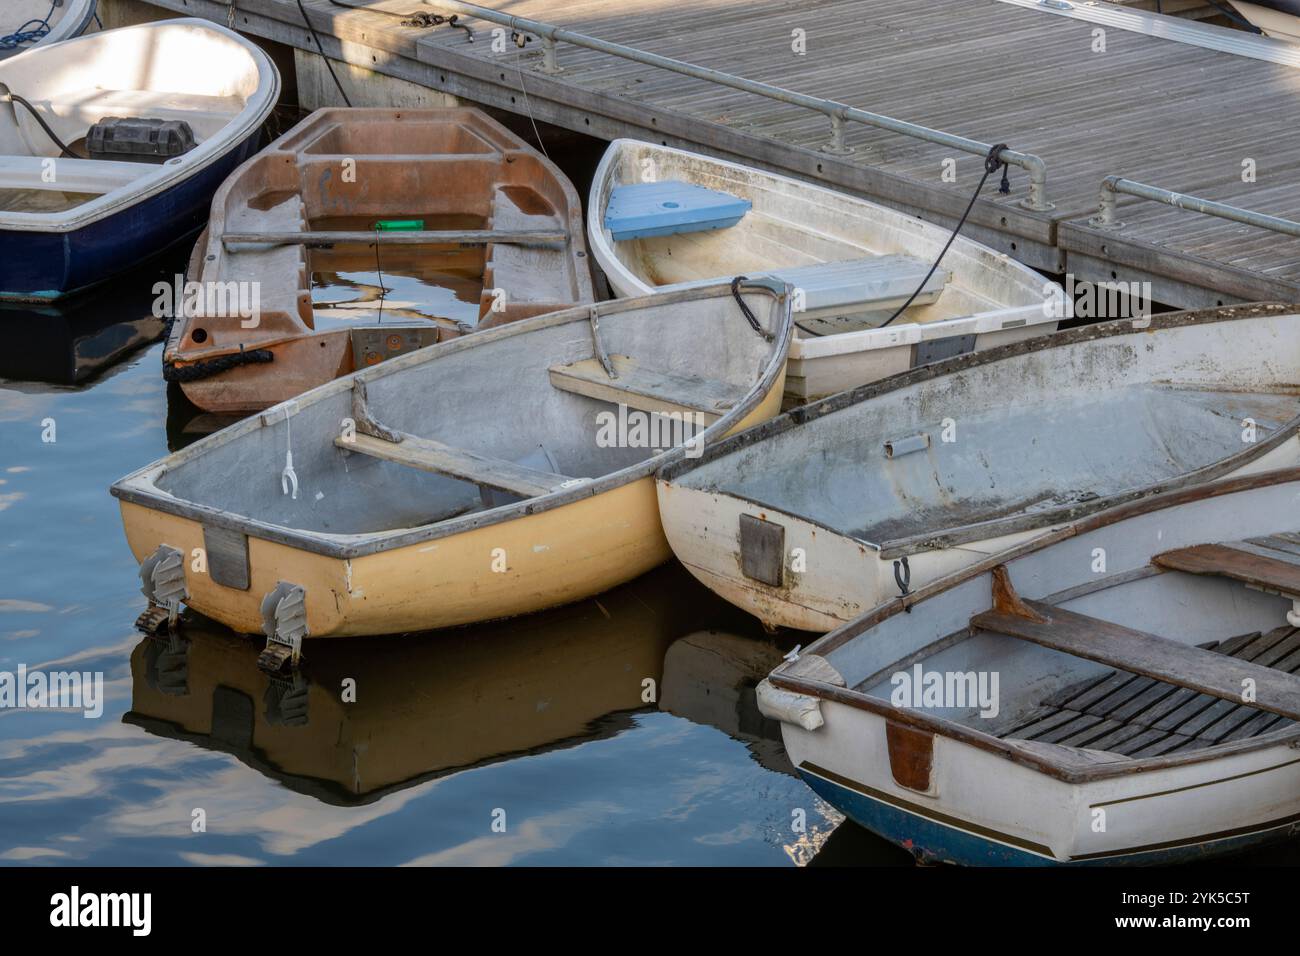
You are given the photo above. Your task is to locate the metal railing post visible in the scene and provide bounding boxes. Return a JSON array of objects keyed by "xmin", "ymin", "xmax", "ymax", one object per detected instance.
[
  {"xmin": 821, "ymin": 111, "xmax": 853, "ymax": 155},
  {"xmin": 1091, "ymin": 176, "xmax": 1121, "ymax": 228},
  {"xmin": 540, "ymin": 34, "xmax": 561, "ymax": 73},
  {"xmin": 1091, "ymin": 176, "xmax": 1300, "ymax": 238}
]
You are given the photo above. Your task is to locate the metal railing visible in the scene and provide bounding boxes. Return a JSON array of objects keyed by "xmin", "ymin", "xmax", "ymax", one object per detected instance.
[
  {"xmin": 1092, "ymin": 176, "xmax": 1300, "ymax": 238},
  {"xmin": 421, "ymin": 0, "xmax": 1053, "ymax": 211}
]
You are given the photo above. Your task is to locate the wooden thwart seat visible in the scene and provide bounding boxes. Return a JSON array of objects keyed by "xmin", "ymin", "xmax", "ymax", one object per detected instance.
[
  {"xmin": 337, "ymin": 432, "xmax": 575, "ymax": 499},
  {"xmin": 336, "ymin": 381, "xmax": 576, "ymax": 499},
  {"xmin": 548, "ymin": 354, "xmax": 746, "ymax": 423},
  {"xmin": 1153, "ymin": 536, "xmax": 1300, "ymax": 597},
  {"xmin": 972, "ymin": 567, "xmax": 1300, "ymax": 721}
]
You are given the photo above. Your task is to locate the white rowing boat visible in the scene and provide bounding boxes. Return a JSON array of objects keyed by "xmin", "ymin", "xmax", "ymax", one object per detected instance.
[
  {"xmin": 0, "ymin": 19, "xmax": 278, "ymax": 301},
  {"xmin": 588, "ymin": 139, "xmax": 1065, "ymax": 404},
  {"xmin": 759, "ymin": 468, "xmax": 1300, "ymax": 865},
  {"xmin": 657, "ymin": 304, "xmax": 1300, "ymax": 632}
]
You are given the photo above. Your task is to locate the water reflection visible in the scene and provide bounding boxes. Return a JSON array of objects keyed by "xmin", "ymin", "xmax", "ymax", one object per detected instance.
[
  {"xmin": 124, "ymin": 565, "xmax": 796, "ymax": 807},
  {"xmin": 0, "ymin": 266, "xmax": 169, "ymax": 386}
]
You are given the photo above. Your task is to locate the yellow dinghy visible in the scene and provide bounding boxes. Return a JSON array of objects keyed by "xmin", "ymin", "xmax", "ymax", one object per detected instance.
[{"xmin": 112, "ymin": 280, "xmax": 791, "ymax": 660}]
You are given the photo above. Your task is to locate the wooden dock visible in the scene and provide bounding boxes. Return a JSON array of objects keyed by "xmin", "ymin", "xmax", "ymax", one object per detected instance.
[{"xmin": 123, "ymin": 0, "xmax": 1300, "ymax": 307}]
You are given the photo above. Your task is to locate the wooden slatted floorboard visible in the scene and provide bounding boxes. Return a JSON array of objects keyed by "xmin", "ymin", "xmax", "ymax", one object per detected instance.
[{"xmin": 998, "ymin": 626, "xmax": 1300, "ymax": 757}]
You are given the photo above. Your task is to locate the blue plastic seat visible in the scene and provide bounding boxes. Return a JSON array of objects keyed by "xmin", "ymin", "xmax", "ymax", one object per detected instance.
[{"xmin": 604, "ymin": 180, "xmax": 750, "ymax": 242}]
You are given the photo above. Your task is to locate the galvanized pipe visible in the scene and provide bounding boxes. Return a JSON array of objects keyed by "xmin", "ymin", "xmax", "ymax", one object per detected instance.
[
  {"xmin": 424, "ymin": 0, "xmax": 1052, "ymax": 210},
  {"xmin": 1094, "ymin": 175, "xmax": 1300, "ymax": 237}
]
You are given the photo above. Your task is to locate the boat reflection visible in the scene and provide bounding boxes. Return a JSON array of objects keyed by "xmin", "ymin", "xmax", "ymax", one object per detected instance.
[
  {"xmin": 0, "ymin": 288, "xmax": 165, "ymax": 386},
  {"xmin": 124, "ymin": 563, "xmax": 797, "ymax": 805},
  {"xmin": 0, "ymin": 247, "xmax": 187, "ymax": 386}
]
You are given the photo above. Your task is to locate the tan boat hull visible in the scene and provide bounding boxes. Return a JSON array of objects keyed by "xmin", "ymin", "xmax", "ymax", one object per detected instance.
[{"xmin": 119, "ymin": 377, "xmax": 783, "ymax": 638}]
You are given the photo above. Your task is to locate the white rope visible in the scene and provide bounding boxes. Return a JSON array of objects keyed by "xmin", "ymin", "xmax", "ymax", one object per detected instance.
[{"xmin": 510, "ymin": 16, "xmax": 551, "ymax": 162}]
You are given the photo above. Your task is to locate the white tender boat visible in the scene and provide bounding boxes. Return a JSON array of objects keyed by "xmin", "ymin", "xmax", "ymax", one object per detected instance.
[
  {"xmin": 0, "ymin": 0, "xmax": 97, "ymax": 61},
  {"xmin": 758, "ymin": 467, "xmax": 1300, "ymax": 865},
  {"xmin": 657, "ymin": 304, "xmax": 1300, "ymax": 632},
  {"xmin": 588, "ymin": 139, "xmax": 1065, "ymax": 404},
  {"xmin": 0, "ymin": 18, "xmax": 278, "ymax": 301}
]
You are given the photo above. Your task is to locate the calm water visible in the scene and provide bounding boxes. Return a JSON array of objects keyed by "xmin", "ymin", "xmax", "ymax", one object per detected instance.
[{"xmin": 0, "ymin": 245, "xmax": 910, "ymax": 866}]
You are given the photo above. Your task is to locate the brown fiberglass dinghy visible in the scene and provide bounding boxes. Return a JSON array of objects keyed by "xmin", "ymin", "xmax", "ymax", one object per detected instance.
[{"xmin": 163, "ymin": 108, "xmax": 594, "ymax": 414}]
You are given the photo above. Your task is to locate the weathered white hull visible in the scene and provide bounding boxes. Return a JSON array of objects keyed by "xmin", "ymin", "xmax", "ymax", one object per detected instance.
[
  {"xmin": 589, "ymin": 140, "xmax": 1063, "ymax": 404},
  {"xmin": 761, "ymin": 470, "xmax": 1300, "ymax": 864},
  {"xmin": 658, "ymin": 305, "xmax": 1300, "ymax": 632}
]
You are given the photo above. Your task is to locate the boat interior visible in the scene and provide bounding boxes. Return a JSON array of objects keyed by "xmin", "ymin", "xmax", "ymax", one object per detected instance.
[
  {"xmin": 668, "ymin": 312, "xmax": 1300, "ymax": 553},
  {"xmin": 860, "ymin": 548, "xmax": 1300, "ymax": 765},
  {"xmin": 598, "ymin": 141, "xmax": 1046, "ymax": 335},
  {"xmin": 798, "ymin": 478, "xmax": 1300, "ymax": 772},
  {"xmin": 0, "ymin": 20, "xmax": 266, "ymax": 217},
  {"xmin": 182, "ymin": 108, "xmax": 591, "ymax": 358},
  {"xmin": 140, "ymin": 285, "xmax": 786, "ymax": 540}
]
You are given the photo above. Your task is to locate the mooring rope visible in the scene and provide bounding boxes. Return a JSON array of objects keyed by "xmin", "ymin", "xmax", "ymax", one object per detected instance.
[
  {"xmin": 876, "ymin": 143, "xmax": 1012, "ymax": 331},
  {"xmin": 295, "ymin": 0, "xmax": 353, "ymax": 107},
  {"xmin": 509, "ymin": 16, "xmax": 552, "ymax": 163},
  {"xmin": 0, "ymin": 88, "xmax": 78, "ymax": 157},
  {"xmin": 163, "ymin": 346, "xmax": 275, "ymax": 383},
  {"xmin": 326, "ymin": 0, "xmax": 475, "ymax": 40}
]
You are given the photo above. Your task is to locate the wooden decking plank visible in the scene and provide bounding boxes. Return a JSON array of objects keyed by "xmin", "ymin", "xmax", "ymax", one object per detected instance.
[
  {"xmin": 1034, "ymin": 713, "xmax": 1106, "ymax": 745},
  {"xmin": 1082, "ymin": 721, "xmax": 1163, "ymax": 754},
  {"xmin": 1109, "ymin": 728, "xmax": 1181, "ymax": 757},
  {"xmin": 1008, "ymin": 708, "xmax": 1086, "ymax": 741},
  {"xmin": 134, "ymin": 0, "xmax": 1300, "ymax": 306}
]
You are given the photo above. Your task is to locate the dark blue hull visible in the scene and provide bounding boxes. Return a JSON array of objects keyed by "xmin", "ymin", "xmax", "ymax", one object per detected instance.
[
  {"xmin": 0, "ymin": 128, "xmax": 263, "ymax": 303},
  {"xmin": 800, "ymin": 765, "xmax": 1300, "ymax": 866}
]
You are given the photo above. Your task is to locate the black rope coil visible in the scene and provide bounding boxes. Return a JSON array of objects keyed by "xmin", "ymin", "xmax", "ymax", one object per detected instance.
[{"xmin": 164, "ymin": 347, "xmax": 274, "ymax": 383}]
